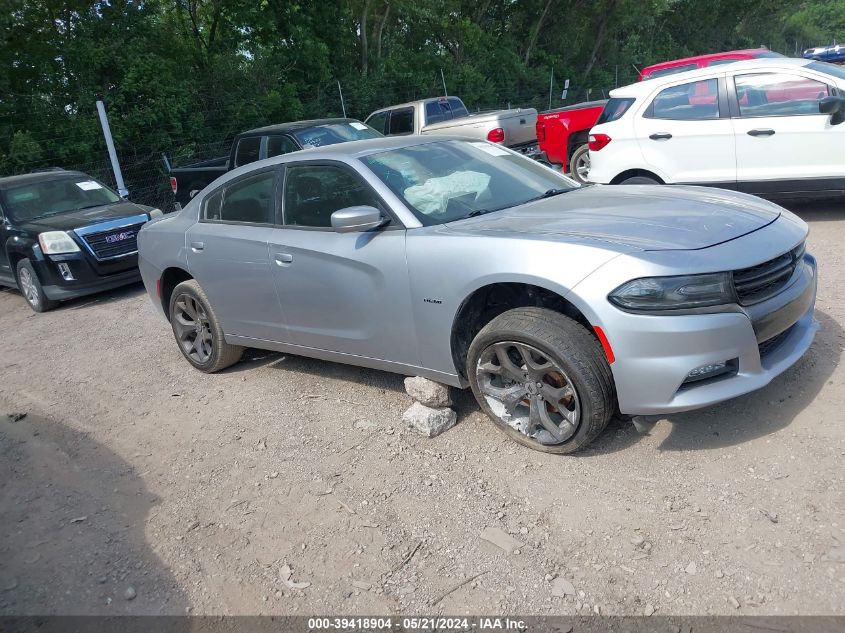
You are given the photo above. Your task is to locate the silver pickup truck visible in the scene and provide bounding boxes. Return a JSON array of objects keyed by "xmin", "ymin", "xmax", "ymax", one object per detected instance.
[{"xmin": 365, "ymin": 96, "xmax": 538, "ymax": 155}]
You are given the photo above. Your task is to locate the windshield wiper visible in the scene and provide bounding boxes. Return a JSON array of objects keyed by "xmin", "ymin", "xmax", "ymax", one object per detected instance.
[{"xmin": 532, "ymin": 188, "xmax": 570, "ymax": 201}]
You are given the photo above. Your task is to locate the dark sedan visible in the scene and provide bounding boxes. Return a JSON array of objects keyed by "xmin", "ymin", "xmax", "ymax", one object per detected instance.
[{"xmin": 0, "ymin": 169, "xmax": 162, "ymax": 312}]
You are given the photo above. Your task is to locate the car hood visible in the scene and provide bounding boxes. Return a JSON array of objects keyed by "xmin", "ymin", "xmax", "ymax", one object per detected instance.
[
  {"xmin": 446, "ymin": 185, "xmax": 780, "ymax": 251},
  {"xmin": 17, "ymin": 201, "xmax": 151, "ymax": 233}
]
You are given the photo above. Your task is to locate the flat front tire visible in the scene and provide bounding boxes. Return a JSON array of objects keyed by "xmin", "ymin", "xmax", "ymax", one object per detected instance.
[
  {"xmin": 169, "ymin": 279, "xmax": 243, "ymax": 373},
  {"xmin": 16, "ymin": 259, "xmax": 58, "ymax": 313},
  {"xmin": 467, "ymin": 307, "xmax": 616, "ymax": 454}
]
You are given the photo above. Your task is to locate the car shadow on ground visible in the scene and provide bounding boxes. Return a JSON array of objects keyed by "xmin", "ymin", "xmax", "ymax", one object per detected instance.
[
  {"xmin": 262, "ymin": 352, "xmax": 409, "ymax": 395},
  {"xmin": 0, "ymin": 411, "xmax": 188, "ymax": 615},
  {"xmin": 585, "ymin": 309, "xmax": 842, "ymax": 455},
  {"xmin": 0, "ymin": 281, "xmax": 147, "ymax": 313}
]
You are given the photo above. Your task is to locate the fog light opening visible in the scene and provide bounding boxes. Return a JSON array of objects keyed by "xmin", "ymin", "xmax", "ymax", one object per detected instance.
[
  {"xmin": 57, "ymin": 262, "xmax": 75, "ymax": 281},
  {"xmin": 683, "ymin": 359, "xmax": 738, "ymax": 385}
]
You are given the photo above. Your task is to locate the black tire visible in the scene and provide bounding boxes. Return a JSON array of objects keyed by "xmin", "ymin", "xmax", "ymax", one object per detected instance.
[
  {"xmin": 619, "ymin": 175, "xmax": 660, "ymax": 185},
  {"xmin": 568, "ymin": 144, "xmax": 591, "ymax": 184},
  {"xmin": 16, "ymin": 259, "xmax": 58, "ymax": 313},
  {"xmin": 169, "ymin": 279, "xmax": 243, "ymax": 372},
  {"xmin": 467, "ymin": 307, "xmax": 616, "ymax": 454}
]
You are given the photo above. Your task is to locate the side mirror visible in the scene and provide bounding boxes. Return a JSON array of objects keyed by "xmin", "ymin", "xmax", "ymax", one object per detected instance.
[
  {"xmin": 330, "ymin": 205, "xmax": 387, "ymax": 233},
  {"xmin": 819, "ymin": 96, "xmax": 845, "ymax": 125}
]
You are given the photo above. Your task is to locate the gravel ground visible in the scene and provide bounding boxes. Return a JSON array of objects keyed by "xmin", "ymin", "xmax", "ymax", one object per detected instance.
[{"xmin": 0, "ymin": 200, "xmax": 843, "ymax": 617}]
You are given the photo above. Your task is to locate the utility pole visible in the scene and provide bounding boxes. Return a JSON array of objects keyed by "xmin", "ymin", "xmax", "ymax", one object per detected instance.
[
  {"xmin": 440, "ymin": 69, "xmax": 448, "ymax": 97},
  {"xmin": 337, "ymin": 81, "xmax": 347, "ymax": 118},
  {"xmin": 96, "ymin": 100, "xmax": 128, "ymax": 198}
]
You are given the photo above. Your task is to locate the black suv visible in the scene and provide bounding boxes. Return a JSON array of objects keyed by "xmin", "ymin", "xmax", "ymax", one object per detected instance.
[{"xmin": 0, "ymin": 169, "xmax": 162, "ymax": 312}]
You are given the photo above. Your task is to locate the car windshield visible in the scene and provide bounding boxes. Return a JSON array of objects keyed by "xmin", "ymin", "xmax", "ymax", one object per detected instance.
[
  {"xmin": 361, "ymin": 140, "xmax": 578, "ymax": 225},
  {"xmin": 808, "ymin": 61, "xmax": 845, "ymax": 81},
  {"xmin": 293, "ymin": 121, "xmax": 382, "ymax": 149},
  {"xmin": 0, "ymin": 176, "xmax": 121, "ymax": 222}
]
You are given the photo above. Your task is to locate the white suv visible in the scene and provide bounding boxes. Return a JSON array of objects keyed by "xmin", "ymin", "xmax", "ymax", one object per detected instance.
[{"xmin": 587, "ymin": 58, "xmax": 845, "ymax": 199}]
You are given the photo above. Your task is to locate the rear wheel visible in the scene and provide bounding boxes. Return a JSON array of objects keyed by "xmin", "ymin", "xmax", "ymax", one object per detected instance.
[
  {"xmin": 16, "ymin": 259, "xmax": 58, "ymax": 313},
  {"xmin": 169, "ymin": 279, "xmax": 243, "ymax": 372},
  {"xmin": 568, "ymin": 144, "xmax": 591, "ymax": 184},
  {"xmin": 619, "ymin": 175, "xmax": 660, "ymax": 185},
  {"xmin": 467, "ymin": 307, "xmax": 615, "ymax": 453}
]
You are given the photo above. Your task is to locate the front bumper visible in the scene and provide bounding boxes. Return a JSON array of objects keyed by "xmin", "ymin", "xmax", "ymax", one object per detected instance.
[
  {"xmin": 33, "ymin": 250, "xmax": 141, "ymax": 301},
  {"xmin": 604, "ymin": 254, "xmax": 818, "ymax": 415}
]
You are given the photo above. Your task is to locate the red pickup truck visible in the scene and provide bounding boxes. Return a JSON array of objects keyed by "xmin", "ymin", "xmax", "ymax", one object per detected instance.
[{"xmin": 536, "ymin": 48, "xmax": 783, "ymax": 182}]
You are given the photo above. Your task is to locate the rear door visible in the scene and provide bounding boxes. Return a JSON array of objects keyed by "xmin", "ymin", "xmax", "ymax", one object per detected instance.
[
  {"xmin": 730, "ymin": 71, "xmax": 842, "ymax": 194},
  {"xmin": 634, "ymin": 75, "xmax": 736, "ymax": 185},
  {"xmin": 185, "ymin": 168, "xmax": 288, "ymax": 341},
  {"xmin": 266, "ymin": 161, "xmax": 419, "ymax": 365}
]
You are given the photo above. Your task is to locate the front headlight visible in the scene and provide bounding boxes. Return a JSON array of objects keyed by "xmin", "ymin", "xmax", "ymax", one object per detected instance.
[
  {"xmin": 609, "ymin": 273, "xmax": 734, "ymax": 311},
  {"xmin": 148, "ymin": 208, "xmax": 164, "ymax": 219},
  {"xmin": 38, "ymin": 231, "xmax": 81, "ymax": 255}
]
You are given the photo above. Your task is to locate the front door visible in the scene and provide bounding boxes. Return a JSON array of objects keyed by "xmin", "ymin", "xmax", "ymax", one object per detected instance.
[
  {"xmin": 186, "ymin": 168, "xmax": 288, "ymax": 341},
  {"xmin": 267, "ymin": 162, "xmax": 419, "ymax": 366},
  {"xmin": 634, "ymin": 76, "xmax": 737, "ymax": 185},
  {"xmin": 730, "ymin": 71, "xmax": 843, "ymax": 195}
]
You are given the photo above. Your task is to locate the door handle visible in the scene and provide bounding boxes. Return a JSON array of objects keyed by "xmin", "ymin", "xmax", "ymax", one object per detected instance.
[
  {"xmin": 747, "ymin": 128, "xmax": 775, "ymax": 137},
  {"xmin": 648, "ymin": 133, "xmax": 673, "ymax": 140},
  {"xmin": 274, "ymin": 253, "xmax": 293, "ymax": 266},
  {"xmin": 190, "ymin": 241, "xmax": 204, "ymax": 252}
]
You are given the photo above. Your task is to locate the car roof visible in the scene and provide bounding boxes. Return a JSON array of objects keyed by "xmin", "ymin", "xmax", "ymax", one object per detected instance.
[
  {"xmin": 240, "ymin": 118, "xmax": 365, "ymax": 136},
  {"xmin": 0, "ymin": 169, "xmax": 90, "ymax": 191},
  {"xmin": 611, "ymin": 58, "xmax": 814, "ymax": 97},
  {"xmin": 280, "ymin": 134, "xmax": 451, "ymax": 161},
  {"xmin": 641, "ymin": 48, "xmax": 777, "ymax": 74}
]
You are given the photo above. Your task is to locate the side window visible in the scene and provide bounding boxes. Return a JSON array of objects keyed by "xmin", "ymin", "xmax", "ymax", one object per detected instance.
[
  {"xmin": 366, "ymin": 111, "xmax": 388, "ymax": 134},
  {"xmin": 447, "ymin": 97, "xmax": 469, "ymax": 118},
  {"xmin": 649, "ymin": 78, "xmax": 720, "ymax": 120},
  {"xmin": 425, "ymin": 101, "xmax": 447, "ymax": 125},
  {"xmin": 266, "ymin": 136, "xmax": 298, "ymax": 158},
  {"xmin": 734, "ymin": 73, "xmax": 831, "ymax": 117},
  {"xmin": 283, "ymin": 165, "xmax": 382, "ymax": 228},
  {"xmin": 388, "ymin": 108, "xmax": 414, "ymax": 135},
  {"xmin": 204, "ymin": 171, "xmax": 275, "ymax": 224},
  {"xmin": 234, "ymin": 136, "xmax": 261, "ymax": 167}
]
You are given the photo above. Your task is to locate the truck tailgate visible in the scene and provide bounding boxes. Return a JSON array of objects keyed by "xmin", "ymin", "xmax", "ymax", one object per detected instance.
[{"xmin": 498, "ymin": 109, "xmax": 538, "ymax": 147}]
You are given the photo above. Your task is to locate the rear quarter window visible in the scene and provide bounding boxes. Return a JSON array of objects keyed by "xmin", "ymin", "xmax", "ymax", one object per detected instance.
[{"xmin": 596, "ymin": 98, "xmax": 636, "ymax": 124}]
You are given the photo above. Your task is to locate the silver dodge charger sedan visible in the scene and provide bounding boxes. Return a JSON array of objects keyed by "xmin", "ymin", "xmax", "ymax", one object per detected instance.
[{"xmin": 138, "ymin": 136, "xmax": 817, "ymax": 453}]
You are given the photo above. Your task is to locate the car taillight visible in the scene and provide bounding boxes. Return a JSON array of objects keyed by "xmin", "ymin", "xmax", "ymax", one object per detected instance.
[
  {"xmin": 487, "ymin": 127, "xmax": 505, "ymax": 143},
  {"xmin": 588, "ymin": 133, "xmax": 611, "ymax": 151},
  {"xmin": 536, "ymin": 121, "xmax": 546, "ymax": 143},
  {"xmin": 169, "ymin": 176, "xmax": 177, "ymax": 194}
]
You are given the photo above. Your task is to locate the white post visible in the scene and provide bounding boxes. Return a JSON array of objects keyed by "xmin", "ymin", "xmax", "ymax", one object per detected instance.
[
  {"xmin": 440, "ymin": 68, "xmax": 448, "ymax": 97},
  {"xmin": 548, "ymin": 66, "xmax": 554, "ymax": 110},
  {"xmin": 337, "ymin": 81, "xmax": 347, "ymax": 118},
  {"xmin": 96, "ymin": 100, "xmax": 128, "ymax": 198}
]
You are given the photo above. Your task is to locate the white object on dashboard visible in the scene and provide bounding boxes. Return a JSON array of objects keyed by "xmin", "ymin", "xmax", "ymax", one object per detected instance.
[{"xmin": 76, "ymin": 181, "xmax": 103, "ymax": 191}]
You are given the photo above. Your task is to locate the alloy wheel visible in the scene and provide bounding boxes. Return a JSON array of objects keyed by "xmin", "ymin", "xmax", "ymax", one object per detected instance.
[
  {"xmin": 172, "ymin": 293, "xmax": 213, "ymax": 364},
  {"xmin": 573, "ymin": 151, "xmax": 590, "ymax": 182},
  {"xmin": 18, "ymin": 268, "xmax": 39, "ymax": 306},
  {"xmin": 475, "ymin": 341, "xmax": 581, "ymax": 445}
]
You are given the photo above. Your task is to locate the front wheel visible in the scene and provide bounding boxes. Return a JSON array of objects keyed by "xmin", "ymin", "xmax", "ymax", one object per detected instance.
[
  {"xmin": 568, "ymin": 144, "xmax": 591, "ymax": 184},
  {"xmin": 467, "ymin": 307, "xmax": 615, "ymax": 453},
  {"xmin": 169, "ymin": 279, "xmax": 243, "ymax": 372},
  {"xmin": 16, "ymin": 259, "xmax": 58, "ymax": 313}
]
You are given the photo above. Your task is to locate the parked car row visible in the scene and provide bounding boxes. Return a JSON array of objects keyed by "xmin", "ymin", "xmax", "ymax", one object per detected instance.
[{"xmin": 0, "ymin": 59, "xmax": 828, "ymax": 455}]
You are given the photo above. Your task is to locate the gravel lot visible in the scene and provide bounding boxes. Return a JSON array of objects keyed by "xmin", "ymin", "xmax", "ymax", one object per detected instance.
[{"xmin": 1, "ymin": 200, "xmax": 843, "ymax": 617}]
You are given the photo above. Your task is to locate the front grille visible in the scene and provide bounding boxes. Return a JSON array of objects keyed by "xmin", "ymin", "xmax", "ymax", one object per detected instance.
[
  {"xmin": 758, "ymin": 324, "xmax": 795, "ymax": 358},
  {"xmin": 732, "ymin": 243, "xmax": 805, "ymax": 305},
  {"xmin": 80, "ymin": 222, "xmax": 144, "ymax": 260}
]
